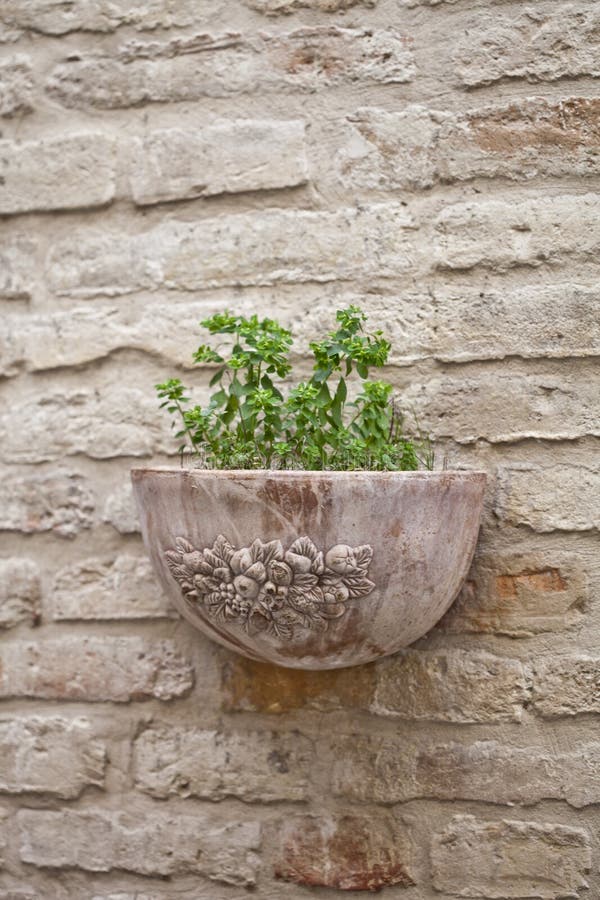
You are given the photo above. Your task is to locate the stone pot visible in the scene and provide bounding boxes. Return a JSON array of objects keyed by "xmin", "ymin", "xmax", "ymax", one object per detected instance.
[{"xmin": 131, "ymin": 467, "xmax": 486, "ymax": 670}]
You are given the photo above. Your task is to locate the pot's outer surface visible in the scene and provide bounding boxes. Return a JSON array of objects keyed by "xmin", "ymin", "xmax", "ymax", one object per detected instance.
[{"xmin": 131, "ymin": 468, "xmax": 486, "ymax": 670}]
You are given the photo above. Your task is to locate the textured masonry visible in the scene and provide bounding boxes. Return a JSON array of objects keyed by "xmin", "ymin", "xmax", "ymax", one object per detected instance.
[{"xmin": 1, "ymin": 0, "xmax": 599, "ymax": 896}]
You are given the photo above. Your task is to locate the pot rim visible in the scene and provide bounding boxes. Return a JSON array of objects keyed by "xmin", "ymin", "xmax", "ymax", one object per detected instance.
[{"xmin": 131, "ymin": 466, "xmax": 487, "ymax": 480}]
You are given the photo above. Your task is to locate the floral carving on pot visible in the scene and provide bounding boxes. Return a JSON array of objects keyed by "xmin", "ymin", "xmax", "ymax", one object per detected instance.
[{"xmin": 165, "ymin": 534, "xmax": 375, "ymax": 639}]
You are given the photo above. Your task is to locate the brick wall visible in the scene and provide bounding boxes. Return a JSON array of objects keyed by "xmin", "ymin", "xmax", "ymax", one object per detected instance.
[{"xmin": 1, "ymin": 0, "xmax": 599, "ymax": 897}]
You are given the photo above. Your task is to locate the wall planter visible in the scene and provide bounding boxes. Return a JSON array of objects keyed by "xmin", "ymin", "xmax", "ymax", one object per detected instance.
[{"xmin": 132, "ymin": 467, "xmax": 486, "ymax": 670}]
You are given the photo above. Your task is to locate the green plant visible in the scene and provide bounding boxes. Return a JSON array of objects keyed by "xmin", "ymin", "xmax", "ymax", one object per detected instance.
[{"xmin": 156, "ymin": 306, "xmax": 433, "ymax": 471}]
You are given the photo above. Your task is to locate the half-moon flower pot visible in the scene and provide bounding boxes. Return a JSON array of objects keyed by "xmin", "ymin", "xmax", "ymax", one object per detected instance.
[{"xmin": 132, "ymin": 468, "xmax": 486, "ymax": 670}]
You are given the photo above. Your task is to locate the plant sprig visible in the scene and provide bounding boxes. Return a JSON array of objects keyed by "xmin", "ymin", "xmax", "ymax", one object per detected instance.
[{"xmin": 156, "ymin": 306, "xmax": 433, "ymax": 471}]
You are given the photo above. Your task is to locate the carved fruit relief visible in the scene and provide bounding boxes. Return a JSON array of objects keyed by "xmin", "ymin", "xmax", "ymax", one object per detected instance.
[{"xmin": 165, "ymin": 534, "xmax": 375, "ymax": 639}]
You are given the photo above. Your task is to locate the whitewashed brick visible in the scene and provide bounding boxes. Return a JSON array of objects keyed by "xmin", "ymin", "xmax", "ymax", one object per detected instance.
[
  {"xmin": 496, "ymin": 465, "xmax": 600, "ymax": 532},
  {"xmin": 432, "ymin": 816, "xmax": 591, "ymax": 898},
  {"xmin": 246, "ymin": 0, "xmax": 376, "ymax": 12},
  {"xmin": 130, "ymin": 121, "xmax": 307, "ymax": 205},
  {"xmin": 0, "ymin": 56, "xmax": 33, "ymax": 116},
  {"xmin": 47, "ymin": 203, "xmax": 417, "ymax": 297},
  {"xmin": 0, "ymin": 237, "xmax": 36, "ymax": 300},
  {"xmin": 439, "ymin": 553, "xmax": 587, "ymax": 638},
  {"xmin": 0, "ymin": 135, "xmax": 116, "ymax": 215},
  {"xmin": 0, "ymin": 637, "xmax": 194, "ymax": 702},
  {"xmin": 373, "ymin": 650, "xmax": 530, "ymax": 723},
  {"xmin": 0, "ymin": 717, "xmax": 105, "ymax": 798},
  {"xmin": 46, "ymin": 28, "xmax": 415, "ymax": 109},
  {"xmin": 455, "ymin": 6, "xmax": 600, "ymax": 87},
  {"xmin": 332, "ymin": 737, "xmax": 600, "ymax": 808},
  {"xmin": 273, "ymin": 813, "xmax": 413, "ymax": 890},
  {"xmin": 435, "ymin": 194, "xmax": 600, "ymax": 272},
  {"xmin": 339, "ymin": 99, "xmax": 600, "ymax": 190},
  {"xmin": 0, "ymin": 471, "xmax": 95, "ymax": 538},
  {"xmin": 134, "ymin": 727, "xmax": 312, "ymax": 801},
  {"xmin": 400, "ymin": 371, "xmax": 600, "ymax": 444},
  {"xmin": 0, "ymin": 388, "xmax": 173, "ymax": 463},
  {"xmin": 534, "ymin": 656, "xmax": 600, "ymax": 718},
  {"xmin": 51, "ymin": 555, "xmax": 174, "ymax": 620},
  {"xmin": 103, "ymin": 482, "xmax": 140, "ymax": 534},
  {"xmin": 0, "ymin": 559, "xmax": 41, "ymax": 629},
  {"xmin": 0, "ymin": 0, "xmax": 213, "ymax": 35},
  {"xmin": 18, "ymin": 808, "xmax": 260, "ymax": 884}
]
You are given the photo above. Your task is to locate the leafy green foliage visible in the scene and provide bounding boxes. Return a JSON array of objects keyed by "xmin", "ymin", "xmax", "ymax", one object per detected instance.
[{"xmin": 156, "ymin": 306, "xmax": 433, "ymax": 471}]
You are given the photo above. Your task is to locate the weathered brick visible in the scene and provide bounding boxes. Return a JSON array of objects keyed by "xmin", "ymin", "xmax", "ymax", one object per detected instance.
[
  {"xmin": 400, "ymin": 371, "xmax": 600, "ymax": 444},
  {"xmin": 455, "ymin": 6, "xmax": 600, "ymax": 88},
  {"xmin": 130, "ymin": 121, "xmax": 307, "ymax": 205},
  {"xmin": 271, "ymin": 285, "xmax": 600, "ymax": 364},
  {"xmin": 0, "ymin": 135, "xmax": 116, "ymax": 215},
  {"xmin": 46, "ymin": 28, "xmax": 415, "ymax": 109},
  {"xmin": 0, "ymin": 717, "xmax": 105, "ymax": 798},
  {"xmin": 331, "ymin": 736, "xmax": 600, "ymax": 808},
  {"xmin": 435, "ymin": 194, "xmax": 600, "ymax": 272},
  {"xmin": 51, "ymin": 555, "xmax": 174, "ymax": 621},
  {"xmin": 0, "ymin": 808, "xmax": 8, "ymax": 867},
  {"xmin": 372, "ymin": 650, "xmax": 530, "ymax": 723},
  {"xmin": 102, "ymin": 482, "xmax": 140, "ymax": 534},
  {"xmin": 496, "ymin": 465, "xmax": 600, "ymax": 532},
  {"xmin": 134, "ymin": 726, "xmax": 313, "ymax": 801},
  {"xmin": 0, "ymin": 559, "xmax": 41, "ymax": 629},
  {"xmin": 47, "ymin": 203, "xmax": 417, "ymax": 297},
  {"xmin": 273, "ymin": 813, "xmax": 413, "ymax": 890},
  {"xmin": 0, "ymin": 388, "xmax": 173, "ymax": 462},
  {"xmin": 534, "ymin": 656, "xmax": 600, "ymax": 718},
  {"xmin": 339, "ymin": 99, "xmax": 600, "ymax": 190},
  {"xmin": 246, "ymin": 0, "xmax": 376, "ymax": 12},
  {"xmin": 0, "ymin": 471, "xmax": 95, "ymax": 538},
  {"xmin": 221, "ymin": 655, "xmax": 377, "ymax": 714},
  {"xmin": 0, "ymin": 637, "xmax": 194, "ymax": 702},
  {"xmin": 432, "ymin": 816, "xmax": 591, "ymax": 898},
  {"xmin": 18, "ymin": 808, "xmax": 260, "ymax": 884},
  {"xmin": 439, "ymin": 553, "xmax": 586, "ymax": 637},
  {"xmin": 0, "ymin": 56, "xmax": 33, "ymax": 117},
  {"xmin": 0, "ymin": 0, "xmax": 208, "ymax": 35},
  {"xmin": 0, "ymin": 237, "xmax": 36, "ymax": 300}
]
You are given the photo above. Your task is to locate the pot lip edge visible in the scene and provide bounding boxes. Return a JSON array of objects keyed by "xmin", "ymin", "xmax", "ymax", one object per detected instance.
[{"xmin": 131, "ymin": 465, "xmax": 487, "ymax": 480}]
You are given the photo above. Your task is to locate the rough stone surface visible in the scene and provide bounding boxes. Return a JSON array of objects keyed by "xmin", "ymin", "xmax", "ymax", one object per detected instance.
[
  {"xmin": 435, "ymin": 194, "xmax": 600, "ymax": 272},
  {"xmin": 0, "ymin": 0, "xmax": 209, "ymax": 35},
  {"xmin": 431, "ymin": 816, "xmax": 591, "ymax": 898},
  {"xmin": 331, "ymin": 736, "xmax": 600, "ymax": 808},
  {"xmin": 455, "ymin": 6, "xmax": 600, "ymax": 87},
  {"xmin": 339, "ymin": 99, "xmax": 600, "ymax": 190},
  {"xmin": 133, "ymin": 727, "xmax": 313, "ymax": 800},
  {"xmin": 438, "ymin": 553, "xmax": 587, "ymax": 637},
  {"xmin": 273, "ymin": 813, "xmax": 414, "ymax": 890},
  {"xmin": 495, "ymin": 465, "xmax": 600, "ymax": 532},
  {"xmin": 17, "ymin": 809, "xmax": 261, "ymax": 884},
  {"xmin": 102, "ymin": 482, "xmax": 140, "ymax": 534},
  {"xmin": 246, "ymin": 0, "xmax": 376, "ymax": 12},
  {"xmin": 0, "ymin": 559, "xmax": 41, "ymax": 629},
  {"xmin": 0, "ymin": 471, "xmax": 95, "ymax": 538},
  {"xmin": 51, "ymin": 555, "xmax": 175, "ymax": 620},
  {"xmin": 372, "ymin": 650, "xmax": 530, "ymax": 722},
  {"xmin": 47, "ymin": 203, "xmax": 417, "ymax": 296},
  {"xmin": 0, "ymin": 638, "xmax": 194, "ymax": 702},
  {"xmin": 0, "ymin": 56, "xmax": 33, "ymax": 117},
  {"xmin": 0, "ymin": 237, "xmax": 36, "ymax": 300},
  {"xmin": 0, "ymin": 388, "xmax": 173, "ymax": 462},
  {"xmin": 401, "ymin": 371, "xmax": 600, "ymax": 444},
  {"xmin": 130, "ymin": 121, "xmax": 308, "ymax": 205},
  {"xmin": 533, "ymin": 656, "xmax": 600, "ymax": 718},
  {"xmin": 0, "ymin": 135, "xmax": 117, "ymax": 214},
  {"xmin": 46, "ymin": 28, "xmax": 415, "ymax": 109},
  {"xmin": 0, "ymin": 717, "xmax": 106, "ymax": 798}
]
